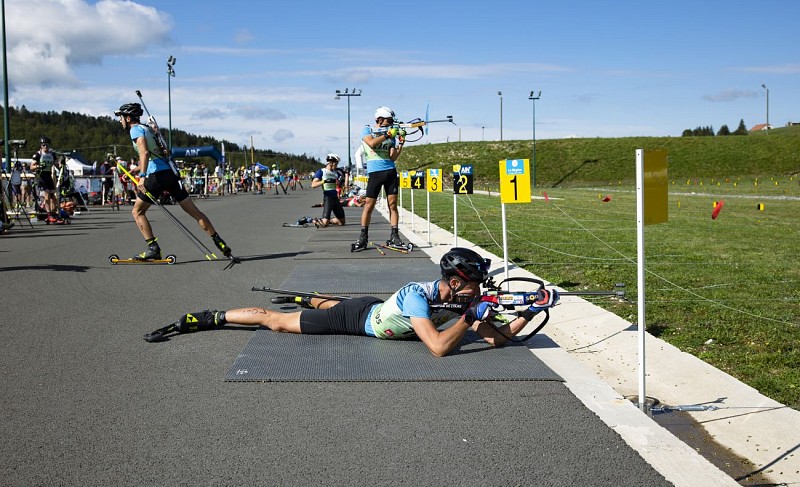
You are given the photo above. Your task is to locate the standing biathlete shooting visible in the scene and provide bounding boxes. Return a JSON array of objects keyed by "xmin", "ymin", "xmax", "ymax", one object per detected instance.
[
  {"xmin": 114, "ymin": 100, "xmax": 234, "ymax": 263},
  {"xmin": 353, "ymin": 106, "xmax": 406, "ymax": 252}
]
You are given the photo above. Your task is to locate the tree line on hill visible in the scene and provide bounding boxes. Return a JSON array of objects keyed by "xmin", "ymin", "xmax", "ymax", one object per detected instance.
[
  {"xmin": 0, "ymin": 106, "xmax": 322, "ymax": 172},
  {"xmin": 682, "ymin": 118, "xmax": 749, "ymax": 137}
]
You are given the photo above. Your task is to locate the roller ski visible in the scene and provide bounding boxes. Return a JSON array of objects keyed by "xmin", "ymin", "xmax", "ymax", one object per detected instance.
[
  {"xmin": 110, "ymin": 238, "xmax": 175, "ymax": 265},
  {"xmin": 385, "ymin": 229, "xmax": 414, "ymax": 253},
  {"xmin": 350, "ymin": 228, "xmax": 369, "ymax": 252},
  {"xmin": 373, "ymin": 241, "xmax": 413, "ymax": 254},
  {"xmin": 109, "ymin": 254, "xmax": 176, "ymax": 265},
  {"xmin": 144, "ymin": 309, "xmax": 225, "ymax": 342}
]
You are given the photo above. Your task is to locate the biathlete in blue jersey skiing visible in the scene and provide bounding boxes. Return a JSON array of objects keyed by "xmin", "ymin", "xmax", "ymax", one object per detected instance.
[
  {"xmin": 155, "ymin": 248, "xmax": 560, "ymax": 357},
  {"xmin": 115, "ymin": 102, "xmax": 232, "ymax": 261}
]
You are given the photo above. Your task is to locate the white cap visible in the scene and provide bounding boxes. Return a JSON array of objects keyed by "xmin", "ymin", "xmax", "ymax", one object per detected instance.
[
  {"xmin": 374, "ymin": 106, "xmax": 395, "ymax": 120},
  {"xmin": 326, "ymin": 154, "xmax": 341, "ymax": 163}
]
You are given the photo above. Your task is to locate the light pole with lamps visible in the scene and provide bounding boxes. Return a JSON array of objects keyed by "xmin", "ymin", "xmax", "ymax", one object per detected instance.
[
  {"xmin": 528, "ymin": 90, "xmax": 541, "ymax": 188},
  {"xmin": 761, "ymin": 83, "xmax": 769, "ymax": 135},
  {"xmin": 497, "ymin": 91, "xmax": 503, "ymax": 141},
  {"xmin": 166, "ymin": 55, "xmax": 176, "ymax": 151},
  {"xmin": 335, "ymin": 88, "xmax": 361, "ymax": 171}
]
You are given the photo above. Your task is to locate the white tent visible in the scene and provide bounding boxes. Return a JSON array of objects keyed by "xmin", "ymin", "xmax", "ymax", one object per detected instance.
[{"xmin": 66, "ymin": 158, "xmax": 94, "ymax": 176}]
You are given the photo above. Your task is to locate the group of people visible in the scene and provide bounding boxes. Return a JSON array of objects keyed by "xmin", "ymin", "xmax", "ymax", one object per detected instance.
[
  {"xmin": 6, "ymin": 100, "xmax": 560, "ymax": 354},
  {"xmin": 0, "ymin": 136, "xmax": 72, "ymax": 228},
  {"xmin": 120, "ymin": 102, "xmax": 557, "ymax": 355}
]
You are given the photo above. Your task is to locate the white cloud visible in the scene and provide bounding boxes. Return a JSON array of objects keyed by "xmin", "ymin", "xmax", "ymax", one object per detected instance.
[
  {"xmin": 6, "ymin": 0, "xmax": 172, "ymax": 87},
  {"xmin": 192, "ymin": 108, "xmax": 227, "ymax": 120},
  {"xmin": 273, "ymin": 129, "xmax": 294, "ymax": 143}
]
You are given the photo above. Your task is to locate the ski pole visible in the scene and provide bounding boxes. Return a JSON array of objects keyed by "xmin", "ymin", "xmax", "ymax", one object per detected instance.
[
  {"xmin": 116, "ymin": 162, "xmax": 218, "ymax": 260},
  {"xmin": 251, "ymin": 287, "xmax": 352, "ymax": 301}
]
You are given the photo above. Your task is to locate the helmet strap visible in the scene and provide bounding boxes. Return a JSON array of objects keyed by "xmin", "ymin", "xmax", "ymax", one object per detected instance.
[{"xmin": 445, "ymin": 276, "xmax": 472, "ymax": 302}]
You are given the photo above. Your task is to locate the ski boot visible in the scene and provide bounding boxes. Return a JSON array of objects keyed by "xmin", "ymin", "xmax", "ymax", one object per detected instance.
[
  {"xmin": 212, "ymin": 233, "xmax": 232, "ymax": 257},
  {"xmin": 144, "ymin": 310, "xmax": 226, "ymax": 342},
  {"xmin": 351, "ymin": 228, "xmax": 369, "ymax": 252},
  {"xmin": 174, "ymin": 310, "xmax": 225, "ymax": 333},
  {"xmin": 386, "ymin": 228, "xmax": 405, "ymax": 247},
  {"xmin": 134, "ymin": 240, "xmax": 162, "ymax": 261},
  {"xmin": 386, "ymin": 228, "xmax": 414, "ymax": 252},
  {"xmin": 270, "ymin": 296, "xmax": 314, "ymax": 309}
]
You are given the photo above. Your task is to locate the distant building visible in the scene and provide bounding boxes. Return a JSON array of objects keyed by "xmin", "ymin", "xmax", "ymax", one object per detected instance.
[{"xmin": 750, "ymin": 123, "xmax": 771, "ymax": 132}]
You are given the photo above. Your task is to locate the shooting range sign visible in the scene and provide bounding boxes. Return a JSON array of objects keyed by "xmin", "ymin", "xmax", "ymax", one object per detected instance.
[
  {"xmin": 410, "ymin": 170, "xmax": 425, "ymax": 190},
  {"xmin": 643, "ymin": 149, "xmax": 668, "ymax": 225},
  {"xmin": 400, "ymin": 171, "xmax": 411, "ymax": 189},
  {"xmin": 499, "ymin": 159, "xmax": 531, "ymax": 203},
  {"xmin": 453, "ymin": 164, "xmax": 474, "ymax": 194},
  {"xmin": 426, "ymin": 168, "xmax": 443, "ymax": 192}
]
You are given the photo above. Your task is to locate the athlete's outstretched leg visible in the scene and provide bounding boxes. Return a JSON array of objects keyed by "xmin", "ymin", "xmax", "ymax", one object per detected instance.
[
  {"xmin": 178, "ymin": 196, "xmax": 232, "ymax": 256},
  {"xmin": 178, "ymin": 197, "xmax": 217, "ymax": 236},
  {"xmin": 223, "ymin": 307, "xmax": 302, "ymax": 333}
]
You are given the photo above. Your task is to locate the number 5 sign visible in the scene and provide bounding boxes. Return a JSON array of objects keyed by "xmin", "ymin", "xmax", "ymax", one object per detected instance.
[{"xmin": 499, "ymin": 159, "xmax": 531, "ymax": 203}]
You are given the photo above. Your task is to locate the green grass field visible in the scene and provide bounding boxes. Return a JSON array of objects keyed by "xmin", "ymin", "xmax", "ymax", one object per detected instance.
[{"xmin": 399, "ymin": 129, "xmax": 800, "ymax": 408}]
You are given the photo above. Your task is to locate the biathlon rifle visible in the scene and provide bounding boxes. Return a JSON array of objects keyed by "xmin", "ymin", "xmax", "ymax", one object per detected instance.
[
  {"xmin": 134, "ymin": 90, "xmax": 180, "ymax": 176},
  {"xmin": 474, "ymin": 277, "xmax": 626, "ymax": 342},
  {"xmin": 372, "ymin": 115, "xmax": 455, "ymax": 143}
]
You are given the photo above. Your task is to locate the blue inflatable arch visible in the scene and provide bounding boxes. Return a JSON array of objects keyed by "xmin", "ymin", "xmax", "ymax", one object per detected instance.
[{"xmin": 171, "ymin": 145, "xmax": 225, "ymax": 165}]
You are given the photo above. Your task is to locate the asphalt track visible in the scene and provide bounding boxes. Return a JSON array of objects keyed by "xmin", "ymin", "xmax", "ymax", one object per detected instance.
[{"xmin": 0, "ymin": 188, "xmax": 676, "ymax": 486}]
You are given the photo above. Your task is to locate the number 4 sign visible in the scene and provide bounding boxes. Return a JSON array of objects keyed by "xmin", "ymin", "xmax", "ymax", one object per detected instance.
[{"xmin": 499, "ymin": 159, "xmax": 531, "ymax": 203}]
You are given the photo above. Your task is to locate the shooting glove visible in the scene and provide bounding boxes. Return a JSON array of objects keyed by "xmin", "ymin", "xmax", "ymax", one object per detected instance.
[
  {"xmin": 517, "ymin": 289, "xmax": 560, "ymax": 321},
  {"xmin": 464, "ymin": 301, "xmax": 494, "ymax": 325},
  {"xmin": 386, "ymin": 127, "xmax": 399, "ymax": 138}
]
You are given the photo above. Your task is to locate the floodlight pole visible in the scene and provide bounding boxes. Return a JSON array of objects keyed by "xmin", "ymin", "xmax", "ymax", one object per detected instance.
[
  {"xmin": 335, "ymin": 88, "xmax": 361, "ymax": 171},
  {"xmin": 498, "ymin": 91, "xmax": 503, "ymax": 141},
  {"xmin": 167, "ymin": 55, "xmax": 176, "ymax": 151},
  {"xmin": 528, "ymin": 90, "xmax": 541, "ymax": 188},
  {"xmin": 1, "ymin": 0, "xmax": 10, "ymax": 172},
  {"xmin": 761, "ymin": 83, "xmax": 769, "ymax": 135}
]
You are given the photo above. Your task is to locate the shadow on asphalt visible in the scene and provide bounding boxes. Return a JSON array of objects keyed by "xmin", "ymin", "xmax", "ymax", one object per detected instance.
[{"xmin": 0, "ymin": 264, "xmax": 93, "ymax": 272}]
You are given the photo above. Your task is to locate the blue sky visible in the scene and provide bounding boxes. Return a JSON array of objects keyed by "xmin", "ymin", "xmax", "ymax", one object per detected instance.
[{"xmin": 6, "ymin": 0, "xmax": 799, "ymax": 162}]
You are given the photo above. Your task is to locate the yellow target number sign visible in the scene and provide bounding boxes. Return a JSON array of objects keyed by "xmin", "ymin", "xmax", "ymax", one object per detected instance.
[
  {"xmin": 498, "ymin": 159, "xmax": 531, "ymax": 203},
  {"xmin": 426, "ymin": 169, "xmax": 442, "ymax": 193},
  {"xmin": 400, "ymin": 171, "xmax": 411, "ymax": 189}
]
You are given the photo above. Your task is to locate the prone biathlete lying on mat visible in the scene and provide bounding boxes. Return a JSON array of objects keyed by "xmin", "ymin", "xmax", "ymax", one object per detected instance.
[{"xmin": 150, "ymin": 248, "xmax": 559, "ymax": 356}]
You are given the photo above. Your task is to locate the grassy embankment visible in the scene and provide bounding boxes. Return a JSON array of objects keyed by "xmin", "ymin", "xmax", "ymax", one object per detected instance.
[{"xmin": 399, "ymin": 126, "xmax": 800, "ymax": 408}]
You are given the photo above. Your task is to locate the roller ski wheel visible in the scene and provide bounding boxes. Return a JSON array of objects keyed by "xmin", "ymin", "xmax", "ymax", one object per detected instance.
[
  {"xmin": 351, "ymin": 241, "xmax": 369, "ymax": 252},
  {"xmin": 109, "ymin": 254, "xmax": 177, "ymax": 265}
]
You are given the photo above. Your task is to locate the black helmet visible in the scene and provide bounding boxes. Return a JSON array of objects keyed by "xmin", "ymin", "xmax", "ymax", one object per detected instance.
[
  {"xmin": 115, "ymin": 103, "xmax": 143, "ymax": 118},
  {"xmin": 440, "ymin": 247, "xmax": 490, "ymax": 283},
  {"xmin": 40, "ymin": 136, "xmax": 51, "ymax": 145}
]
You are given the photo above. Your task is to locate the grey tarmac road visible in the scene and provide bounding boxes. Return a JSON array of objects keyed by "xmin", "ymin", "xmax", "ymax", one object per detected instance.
[{"xmin": 0, "ymin": 188, "xmax": 672, "ymax": 486}]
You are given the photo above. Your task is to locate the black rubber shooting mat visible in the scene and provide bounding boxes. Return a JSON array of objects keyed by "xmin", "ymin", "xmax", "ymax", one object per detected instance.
[
  {"xmin": 224, "ymin": 329, "xmax": 563, "ymax": 382},
  {"xmin": 275, "ymin": 262, "xmax": 437, "ymax": 294}
]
